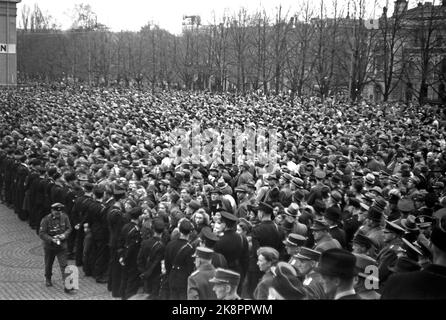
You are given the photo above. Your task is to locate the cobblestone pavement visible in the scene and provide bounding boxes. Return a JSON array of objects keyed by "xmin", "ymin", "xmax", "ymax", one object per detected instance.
[{"xmin": 0, "ymin": 203, "xmax": 118, "ymax": 300}]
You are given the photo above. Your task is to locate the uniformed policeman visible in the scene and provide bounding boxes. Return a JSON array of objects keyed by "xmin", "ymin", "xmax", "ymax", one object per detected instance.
[
  {"xmin": 213, "ymin": 211, "xmax": 249, "ymax": 295},
  {"xmin": 199, "ymin": 226, "xmax": 228, "ymax": 269},
  {"xmin": 376, "ymin": 220, "xmax": 406, "ymax": 285},
  {"xmin": 165, "ymin": 219, "xmax": 195, "ymax": 300},
  {"xmin": 137, "ymin": 218, "xmax": 166, "ymax": 298},
  {"xmin": 310, "ymin": 219, "xmax": 341, "ymax": 252},
  {"xmin": 209, "ymin": 268, "xmax": 242, "ymax": 300},
  {"xmin": 39, "ymin": 203, "xmax": 72, "ymax": 291},
  {"xmin": 118, "ymin": 206, "xmax": 143, "ymax": 299},
  {"xmin": 187, "ymin": 247, "xmax": 217, "ymax": 300},
  {"xmin": 289, "ymin": 247, "xmax": 327, "ymax": 299}
]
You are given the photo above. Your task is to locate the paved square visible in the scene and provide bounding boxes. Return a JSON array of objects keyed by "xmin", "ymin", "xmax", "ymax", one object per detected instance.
[{"xmin": 0, "ymin": 203, "xmax": 118, "ymax": 300}]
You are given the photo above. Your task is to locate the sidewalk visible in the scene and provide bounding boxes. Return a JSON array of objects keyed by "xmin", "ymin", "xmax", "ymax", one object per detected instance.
[{"xmin": 0, "ymin": 203, "xmax": 117, "ymax": 300}]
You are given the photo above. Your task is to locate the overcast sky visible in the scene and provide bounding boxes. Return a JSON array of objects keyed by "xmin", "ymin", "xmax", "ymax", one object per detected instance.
[{"xmin": 17, "ymin": 0, "xmax": 405, "ymax": 34}]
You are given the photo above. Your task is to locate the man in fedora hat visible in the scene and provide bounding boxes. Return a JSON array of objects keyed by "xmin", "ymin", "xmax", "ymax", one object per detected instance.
[
  {"xmin": 209, "ymin": 268, "xmax": 242, "ymax": 300},
  {"xmin": 382, "ymin": 219, "xmax": 446, "ymax": 299},
  {"xmin": 187, "ymin": 247, "xmax": 217, "ymax": 300},
  {"xmin": 311, "ymin": 219, "xmax": 341, "ymax": 252},
  {"xmin": 317, "ymin": 248, "xmax": 361, "ymax": 300},
  {"xmin": 376, "ymin": 220, "xmax": 406, "ymax": 285}
]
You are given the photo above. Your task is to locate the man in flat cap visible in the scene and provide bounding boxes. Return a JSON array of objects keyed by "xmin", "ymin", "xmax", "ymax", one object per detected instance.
[
  {"xmin": 39, "ymin": 203, "xmax": 72, "ymax": 291},
  {"xmin": 210, "ymin": 268, "xmax": 242, "ymax": 300},
  {"xmin": 187, "ymin": 247, "xmax": 217, "ymax": 300},
  {"xmin": 165, "ymin": 219, "xmax": 195, "ymax": 300}
]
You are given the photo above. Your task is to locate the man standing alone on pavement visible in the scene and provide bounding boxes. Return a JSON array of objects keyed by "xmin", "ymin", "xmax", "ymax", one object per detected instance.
[{"xmin": 39, "ymin": 202, "xmax": 72, "ymax": 292}]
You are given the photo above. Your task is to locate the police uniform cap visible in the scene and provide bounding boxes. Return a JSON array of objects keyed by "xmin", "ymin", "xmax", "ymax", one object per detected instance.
[
  {"xmin": 352, "ymin": 233, "xmax": 374, "ymax": 249},
  {"xmin": 295, "ymin": 247, "xmax": 321, "ymax": 261},
  {"xmin": 324, "ymin": 206, "xmax": 342, "ymax": 222},
  {"xmin": 401, "ymin": 238, "xmax": 423, "ymax": 257},
  {"xmin": 257, "ymin": 247, "xmax": 280, "ymax": 262},
  {"xmin": 200, "ymin": 226, "xmax": 220, "ymax": 242},
  {"xmin": 310, "ymin": 219, "xmax": 329, "ymax": 231},
  {"xmin": 209, "ymin": 268, "xmax": 241, "ymax": 286},
  {"xmin": 353, "ymin": 253, "xmax": 379, "ymax": 281},
  {"xmin": 283, "ymin": 233, "xmax": 307, "ymax": 247},
  {"xmin": 220, "ymin": 211, "xmax": 238, "ymax": 223},
  {"xmin": 415, "ymin": 215, "xmax": 433, "ymax": 229},
  {"xmin": 51, "ymin": 203, "xmax": 65, "ymax": 210},
  {"xmin": 193, "ymin": 247, "xmax": 214, "ymax": 260},
  {"xmin": 385, "ymin": 220, "xmax": 406, "ymax": 235}
]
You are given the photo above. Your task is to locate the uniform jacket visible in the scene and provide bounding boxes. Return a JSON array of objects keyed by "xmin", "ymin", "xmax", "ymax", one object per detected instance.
[
  {"xmin": 118, "ymin": 221, "xmax": 142, "ymax": 267},
  {"xmin": 137, "ymin": 235, "xmax": 165, "ymax": 279},
  {"xmin": 303, "ymin": 271, "xmax": 328, "ymax": 300},
  {"xmin": 329, "ymin": 225, "xmax": 347, "ymax": 249},
  {"xmin": 187, "ymin": 262, "xmax": 217, "ymax": 300},
  {"xmin": 165, "ymin": 238, "xmax": 194, "ymax": 290},
  {"xmin": 39, "ymin": 212, "xmax": 72, "ymax": 248},
  {"xmin": 214, "ymin": 229, "xmax": 249, "ymax": 279},
  {"xmin": 381, "ymin": 264, "xmax": 446, "ymax": 299}
]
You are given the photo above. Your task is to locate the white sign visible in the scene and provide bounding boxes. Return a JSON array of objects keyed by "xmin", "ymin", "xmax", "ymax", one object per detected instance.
[{"xmin": 0, "ymin": 44, "xmax": 16, "ymax": 54}]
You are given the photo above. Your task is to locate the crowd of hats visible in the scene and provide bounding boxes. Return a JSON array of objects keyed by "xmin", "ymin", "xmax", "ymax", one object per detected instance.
[{"xmin": 1, "ymin": 86, "xmax": 446, "ymax": 299}]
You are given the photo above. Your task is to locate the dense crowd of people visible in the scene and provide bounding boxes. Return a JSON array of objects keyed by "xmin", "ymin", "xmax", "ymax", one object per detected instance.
[{"xmin": 1, "ymin": 86, "xmax": 446, "ymax": 300}]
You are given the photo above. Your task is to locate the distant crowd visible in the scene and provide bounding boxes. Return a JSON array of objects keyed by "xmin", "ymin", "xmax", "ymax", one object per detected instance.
[{"xmin": 1, "ymin": 86, "xmax": 446, "ymax": 300}]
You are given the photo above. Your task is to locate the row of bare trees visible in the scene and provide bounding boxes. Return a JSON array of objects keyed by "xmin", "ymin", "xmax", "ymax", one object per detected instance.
[{"xmin": 16, "ymin": 1, "xmax": 446, "ymax": 104}]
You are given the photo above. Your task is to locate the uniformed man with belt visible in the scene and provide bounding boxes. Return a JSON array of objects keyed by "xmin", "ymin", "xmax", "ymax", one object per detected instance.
[
  {"xmin": 165, "ymin": 219, "xmax": 195, "ymax": 300},
  {"xmin": 187, "ymin": 247, "xmax": 217, "ymax": 300},
  {"xmin": 39, "ymin": 202, "xmax": 72, "ymax": 291},
  {"xmin": 213, "ymin": 211, "xmax": 249, "ymax": 294}
]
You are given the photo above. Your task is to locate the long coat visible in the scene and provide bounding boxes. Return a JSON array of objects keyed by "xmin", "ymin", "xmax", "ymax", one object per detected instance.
[
  {"xmin": 187, "ymin": 262, "xmax": 217, "ymax": 300},
  {"xmin": 381, "ymin": 264, "xmax": 446, "ymax": 299}
]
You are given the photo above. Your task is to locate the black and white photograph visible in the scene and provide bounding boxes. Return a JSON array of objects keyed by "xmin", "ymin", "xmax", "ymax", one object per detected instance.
[{"xmin": 0, "ymin": 0, "xmax": 446, "ymax": 302}]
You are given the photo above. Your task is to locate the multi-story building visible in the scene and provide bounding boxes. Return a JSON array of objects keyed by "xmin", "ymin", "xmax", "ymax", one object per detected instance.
[{"xmin": 365, "ymin": 0, "xmax": 446, "ymax": 104}]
